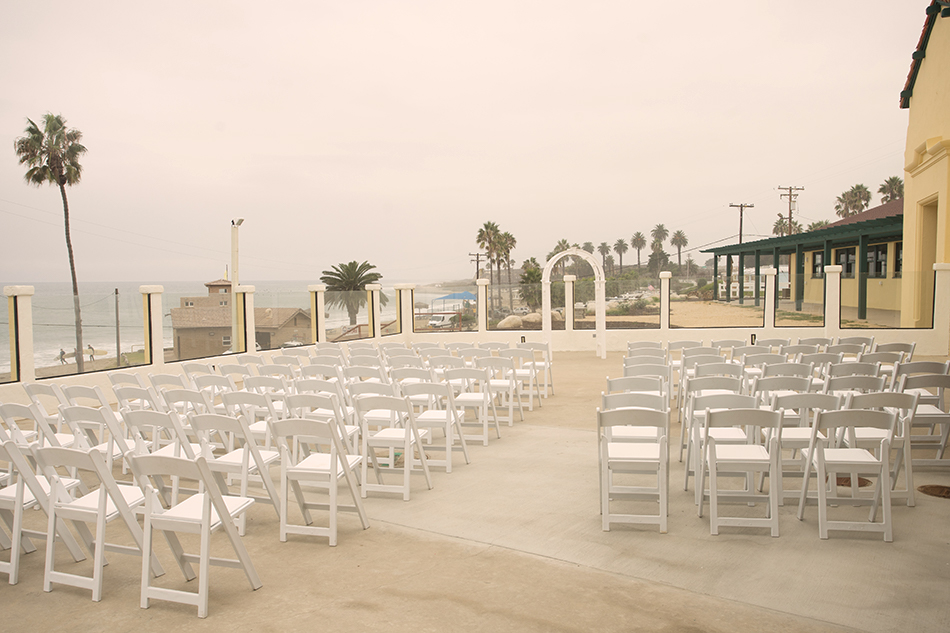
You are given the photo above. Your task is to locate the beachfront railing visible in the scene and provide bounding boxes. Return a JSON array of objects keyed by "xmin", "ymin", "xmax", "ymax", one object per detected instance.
[{"xmin": 2, "ymin": 263, "xmax": 949, "ymax": 391}]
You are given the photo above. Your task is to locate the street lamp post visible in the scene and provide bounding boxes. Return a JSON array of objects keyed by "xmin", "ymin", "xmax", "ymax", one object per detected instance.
[{"xmin": 231, "ymin": 218, "xmax": 244, "ymax": 353}]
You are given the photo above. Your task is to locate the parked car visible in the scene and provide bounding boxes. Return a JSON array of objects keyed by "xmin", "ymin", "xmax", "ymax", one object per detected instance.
[{"xmin": 428, "ymin": 314, "xmax": 453, "ymax": 329}]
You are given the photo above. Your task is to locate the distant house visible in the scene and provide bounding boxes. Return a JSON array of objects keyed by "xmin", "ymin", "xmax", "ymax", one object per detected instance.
[{"xmin": 170, "ymin": 280, "xmax": 311, "ymax": 358}]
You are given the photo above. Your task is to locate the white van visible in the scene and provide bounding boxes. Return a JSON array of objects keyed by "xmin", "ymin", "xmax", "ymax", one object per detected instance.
[{"xmin": 428, "ymin": 314, "xmax": 453, "ymax": 329}]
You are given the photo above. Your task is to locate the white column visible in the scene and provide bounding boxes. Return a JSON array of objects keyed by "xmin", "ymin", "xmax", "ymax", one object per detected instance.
[
  {"xmin": 659, "ymin": 272, "xmax": 671, "ymax": 331},
  {"xmin": 823, "ymin": 265, "xmax": 842, "ymax": 341},
  {"xmin": 238, "ymin": 285, "xmax": 255, "ymax": 352},
  {"xmin": 140, "ymin": 285, "xmax": 164, "ymax": 369},
  {"xmin": 366, "ymin": 284, "xmax": 382, "ymax": 339},
  {"xmin": 762, "ymin": 268, "xmax": 776, "ymax": 331},
  {"xmin": 933, "ymin": 263, "xmax": 950, "ymax": 355},
  {"xmin": 476, "ymin": 279, "xmax": 489, "ymax": 332},
  {"xmin": 4, "ymin": 285, "xmax": 35, "ymax": 382},
  {"xmin": 395, "ymin": 283, "xmax": 415, "ymax": 339},
  {"xmin": 595, "ymin": 277, "xmax": 606, "ymax": 359},
  {"xmin": 563, "ymin": 275, "xmax": 575, "ymax": 333},
  {"xmin": 542, "ymin": 278, "xmax": 552, "ymax": 347},
  {"xmin": 309, "ymin": 284, "xmax": 327, "ymax": 343}
]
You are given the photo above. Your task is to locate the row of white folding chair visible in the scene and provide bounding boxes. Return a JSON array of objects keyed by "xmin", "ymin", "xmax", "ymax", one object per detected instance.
[{"xmin": 899, "ymin": 372, "xmax": 950, "ymax": 470}]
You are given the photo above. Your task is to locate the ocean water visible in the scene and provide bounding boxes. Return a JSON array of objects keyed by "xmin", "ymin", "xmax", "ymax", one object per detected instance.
[{"xmin": 0, "ymin": 279, "xmax": 476, "ymax": 373}]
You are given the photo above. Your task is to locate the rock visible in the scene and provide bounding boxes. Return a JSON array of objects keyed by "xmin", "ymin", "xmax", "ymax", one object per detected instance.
[
  {"xmin": 497, "ymin": 315, "xmax": 523, "ymax": 329},
  {"xmin": 523, "ymin": 312, "xmax": 542, "ymax": 326},
  {"xmin": 551, "ymin": 310, "xmax": 564, "ymax": 322}
]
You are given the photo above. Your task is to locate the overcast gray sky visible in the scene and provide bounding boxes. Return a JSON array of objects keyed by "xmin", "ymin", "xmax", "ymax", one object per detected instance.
[{"xmin": 0, "ymin": 1, "xmax": 927, "ymax": 285}]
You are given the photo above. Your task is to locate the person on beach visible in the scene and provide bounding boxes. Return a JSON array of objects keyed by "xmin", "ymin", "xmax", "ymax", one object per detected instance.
[
  {"xmin": 59, "ymin": 348, "xmax": 66, "ymax": 364},
  {"xmin": 87, "ymin": 344, "xmax": 95, "ymax": 362}
]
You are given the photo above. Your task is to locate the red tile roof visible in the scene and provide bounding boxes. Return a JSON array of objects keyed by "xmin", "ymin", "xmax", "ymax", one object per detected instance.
[
  {"xmin": 826, "ymin": 198, "xmax": 903, "ymax": 228},
  {"xmin": 901, "ymin": 1, "xmax": 944, "ymax": 109}
]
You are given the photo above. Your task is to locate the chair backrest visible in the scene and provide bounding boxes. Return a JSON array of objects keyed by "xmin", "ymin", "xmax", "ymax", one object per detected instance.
[
  {"xmin": 901, "ymin": 373, "xmax": 950, "ymax": 408},
  {"xmin": 411, "ymin": 341, "xmax": 441, "ymax": 352},
  {"xmin": 344, "ymin": 365, "xmax": 389, "ymax": 384},
  {"xmin": 238, "ymin": 354, "xmax": 266, "ymax": 366},
  {"xmin": 750, "ymin": 375, "xmax": 812, "ymax": 404},
  {"xmin": 798, "ymin": 336, "xmax": 833, "ymax": 350},
  {"xmin": 893, "ymin": 360, "xmax": 950, "ymax": 379},
  {"xmin": 762, "ymin": 362, "xmax": 814, "ymax": 378},
  {"xmin": 34, "ymin": 445, "xmax": 140, "ymax": 522},
  {"xmin": 798, "ymin": 352, "xmax": 844, "ymax": 373},
  {"xmin": 475, "ymin": 356, "xmax": 515, "ymax": 380},
  {"xmin": 59, "ymin": 404, "xmax": 125, "ymax": 454},
  {"xmin": 294, "ymin": 377, "xmax": 340, "ymax": 396},
  {"xmin": 683, "ymin": 355, "xmax": 724, "ymax": 371},
  {"xmin": 428, "ymin": 355, "xmax": 465, "ymax": 370},
  {"xmin": 388, "ymin": 355, "xmax": 427, "ymax": 370},
  {"xmin": 479, "ymin": 341, "xmax": 511, "ymax": 352},
  {"xmin": 623, "ymin": 363, "xmax": 672, "ymax": 381},
  {"xmin": 149, "ymin": 372, "xmax": 191, "ymax": 392},
  {"xmin": 693, "ymin": 362, "xmax": 743, "ymax": 379},
  {"xmin": 597, "ymin": 407, "xmax": 667, "ymax": 440},
  {"xmin": 827, "ymin": 362, "xmax": 880, "ymax": 378},
  {"xmin": 627, "ymin": 341, "xmax": 663, "ymax": 352},
  {"xmin": 259, "ymin": 364, "xmax": 297, "ymax": 381},
  {"xmin": 390, "ymin": 366, "xmax": 435, "ymax": 385},
  {"xmin": 221, "ymin": 390, "xmax": 280, "ymax": 421},
  {"xmin": 109, "ymin": 373, "xmax": 147, "ymax": 388},
  {"xmin": 347, "ymin": 381, "xmax": 397, "ymax": 399},
  {"xmin": 624, "ymin": 354, "xmax": 668, "ymax": 368},
  {"xmin": 667, "ymin": 340, "xmax": 703, "ymax": 352},
  {"xmin": 272, "ymin": 354, "xmax": 304, "ymax": 368},
  {"xmin": 0, "ymin": 402, "xmax": 60, "ymax": 445},
  {"xmin": 730, "ymin": 345, "xmax": 761, "ymax": 360},
  {"xmin": 772, "ymin": 392, "xmax": 841, "ymax": 423},
  {"xmin": 383, "ymin": 347, "xmax": 416, "ymax": 359},
  {"xmin": 606, "ymin": 375, "xmax": 665, "ymax": 395},
  {"xmin": 284, "ymin": 392, "xmax": 346, "ymax": 423},
  {"xmin": 683, "ymin": 346, "xmax": 721, "ymax": 358},
  {"xmin": 303, "ymin": 363, "xmax": 346, "ymax": 382},
  {"xmin": 706, "ymin": 407, "xmax": 782, "ymax": 432},
  {"xmin": 601, "ymin": 391, "xmax": 667, "ymax": 412},
  {"xmin": 443, "ymin": 367, "xmax": 490, "ymax": 392},
  {"xmin": 857, "ymin": 351, "xmax": 903, "ymax": 367},
  {"xmin": 23, "ymin": 382, "xmax": 69, "ymax": 414},
  {"xmin": 219, "ymin": 363, "xmax": 253, "ymax": 380},
  {"xmin": 281, "ymin": 347, "xmax": 314, "ymax": 359},
  {"xmin": 62, "ymin": 384, "xmax": 113, "ymax": 410},
  {"xmin": 624, "ymin": 347, "xmax": 667, "ymax": 359},
  {"xmin": 836, "ymin": 335, "xmax": 875, "ymax": 351},
  {"xmin": 685, "ymin": 375, "xmax": 743, "ymax": 394},
  {"xmin": 812, "ymin": 408, "xmax": 896, "ymax": 439},
  {"xmin": 122, "ymin": 408, "xmax": 196, "ymax": 457},
  {"xmin": 400, "ymin": 380, "xmax": 458, "ymax": 410},
  {"xmin": 874, "ymin": 341, "xmax": 915, "ymax": 360},
  {"xmin": 822, "ymin": 374, "xmax": 887, "ymax": 394},
  {"xmin": 754, "ymin": 338, "xmax": 790, "ymax": 352},
  {"xmin": 114, "ymin": 385, "xmax": 166, "ymax": 414},
  {"xmin": 347, "ymin": 341, "xmax": 377, "ymax": 352},
  {"xmin": 780, "ymin": 344, "xmax": 819, "ymax": 358},
  {"xmin": 688, "ymin": 392, "xmax": 757, "ymax": 419},
  {"xmin": 518, "ymin": 341, "xmax": 553, "ymax": 365},
  {"xmin": 709, "ymin": 339, "xmax": 745, "ymax": 351},
  {"xmin": 182, "ymin": 362, "xmax": 217, "ymax": 381},
  {"xmin": 193, "ymin": 373, "xmax": 238, "ymax": 399},
  {"xmin": 444, "ymin": 342, "xmax": 473, "ymax": 352},
  {"xmin": 315, "ymin": 342, "xmax": 345, "ymax": 353},
  {"xmin": 825, "ymin": 343, "xmax": 864, "ymax": 359},
  {"xmin": 740, "ymin": 353, "xmax": 787, "ymax": 368},
  {"xmin": 311, "ymin": 354, "xmax": 346, "ymax": 367},
  {"xmin": 160, "ymin": 387, "xmax": 216, "ymax": 415},
  {"xmin": 848, "ymin": 391, "xmax": 918, "ymax": 418}
]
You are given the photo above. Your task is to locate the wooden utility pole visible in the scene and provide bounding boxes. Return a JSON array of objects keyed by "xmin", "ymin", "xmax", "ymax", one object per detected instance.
[
  {"xmin": 729, "ymin": 203, "xmax": 754, "ymax": 243},
  {"xmin": 469, "ymin": 252, "xmax": 487, "ymax": 279},
  {"xmin": 778, "ymin": 186, "xmax": 804, "ymax": 234}
]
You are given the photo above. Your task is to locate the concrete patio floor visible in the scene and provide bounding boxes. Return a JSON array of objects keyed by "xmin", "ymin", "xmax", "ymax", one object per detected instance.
[{"xmin": 4, "ymin": 351, "xmax": 950, "ymax": 632}]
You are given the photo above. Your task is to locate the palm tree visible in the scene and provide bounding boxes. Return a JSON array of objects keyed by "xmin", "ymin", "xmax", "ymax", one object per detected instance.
[
  {"xmin": 15, "ymin": 114, "xmax": 88, "ymax": 372},
  {"xmin": 651, "ymin": 224, "xmax": 669, "ymax": 247},
  {"xmin": 499, "ymin": 231, "xmax": 517, "ymax": 310},
  {"xmin": 850, "ymin": 184, "xmax": 872, "ymax": 211},
  {"xmin": 773, "ymin": 214, "xmax": 803, "ymax": 236},
  {"xmin": 605, "ymin": 254, "xmax": 615, "ymax": 277},
  {"xmin": 835, "ymin": 184, "xmax": 872, "ymax": 218},
  {"xmin": 582, "ymin": 241, "xmax": 595, "ymax": 254},
  {"xmin": 519, "ymin": 266, "xmax": 543, "ymax": 310},
  {"xmin": 597, "ymin": 242, "xmax": 610, "ymax": 271},
  {"xmin": 684, "ymin": 255, "xmax": 695, "ymax": 279},
  {"xmin": 631, "ymin": 232, "xmax": 646, "ymax": 270},
  {"xmin": 320, "ymin": 261, "xmax": 384, "ymax": 325},
  {"xmin": 878, "ymin": 176, "xmax": 904, "ymax": 203},
  {"xmin": 670, "ymin": 230, "xmax": 688, "ymax": 268},
  {"xmin": 613, "ymin": 238, "xmax": 628, "ymax": 275},
  {"xmin": 476, "ymin": 221, "xmax": 500, "ymax": 285},
  {"xmin": 807, "ymin": 219, "xmax": 830, "ymax": 232},
  {"xmin": 547, "ymin": 238, "xmax": 571, "ymax": 278}
]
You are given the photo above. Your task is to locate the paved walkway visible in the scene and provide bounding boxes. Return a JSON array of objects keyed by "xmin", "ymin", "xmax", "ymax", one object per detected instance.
[{"xmin": 4, "ymin": 351, "xmax": 950, "ymax": 631}]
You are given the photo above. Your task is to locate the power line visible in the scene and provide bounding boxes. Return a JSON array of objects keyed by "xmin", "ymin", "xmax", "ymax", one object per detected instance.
[{"xmin": 729, "ymin": 203, "xmax": 754, "ymax": 244}]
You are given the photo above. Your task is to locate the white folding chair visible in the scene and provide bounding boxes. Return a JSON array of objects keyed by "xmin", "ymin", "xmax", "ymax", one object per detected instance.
[
  {"xmin": 598, "ymin": 407, "xmax": 668, "ymax": 533},
  {"xmin": 501, "ymin": 348, "xmax": 543, "ymax": 411},
  {"xmin": 443, "ymin": 367, "xmax": 500, "ymax": 446},
  {"xmin": 698, "ymin": 408, "xmax": 784, "ymax": 537},
  {"xmin": 33, "ymin": 445, "xmax": 165, "ymax": 602},
  {"xmin": 400, "ymin": 381, "xmax": 471, "ymax": 473},
  {"xmin": 271, "ymin": 416, "xmax": 369, "ymax": 545},
  {"xmin": 901, "ymin": 373, "xmax": 950, "ymax": 468},
  {"xmin": 796, "ymin": 408, "xmax": 897, "ymax": 541},
  {"xmin": 476, "ymin": 356, "xmax": 524, "ymax": 426},
  {"xmin": 518, "ymin": 341, "xmax": 554, "ymax": 397},
  {"xmin": 130, "ymin": 453, "xmax": 261, "ymax": 618},
  {"xmin": 355, "ymin": 394, "xmax": 433, "ymax": 500}
]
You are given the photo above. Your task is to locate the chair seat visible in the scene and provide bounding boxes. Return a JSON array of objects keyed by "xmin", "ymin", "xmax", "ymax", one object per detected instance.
[
  {"xmin": 455, "ymin": 393, "xmax": 489, "ymax": 405},
  {"xmin": 153, "ymin": 442, "xmax": 202, "ymax": 459},
  {"xmin": 0, "ymin": 475, "xmax": 81, "ymax": 507},
  {"xmin": 290, "ymin": 453, "xmax": 362, "ymax": 477},
  {"xmin": 710, "ymin": 444, "xmax": 770, "ymax": 462},
  {"xmin": 156, "ymin": 492, "xmax": 254, "ymax": 528},
  {"xmin": 607, "ymin": 442, "xmax": 662, "ymax": 461},
  {"xmin": 707, "ymin": 428, "xmax": 747, "ymax": 441},
  {"xmin": 612, "ymin": 426, "xmax": 662, "ymax": 441},
  {"xmin": 818, "ymin": 447, "xmax": 879, "ymax": 466},
  {"xmin": 64, "ymin": 483, "xmax": 145, "ymax": 521},
  {"xmin": 371, "ymin": 427, "xmax": 430, "ymax": 444},
  {"xmin": 215, "ymin": 447, "xmax": 280, "ymax": 468},
  {"xmin": 914, "ymin": 403, "xmax": 948, "ymax": 417}
]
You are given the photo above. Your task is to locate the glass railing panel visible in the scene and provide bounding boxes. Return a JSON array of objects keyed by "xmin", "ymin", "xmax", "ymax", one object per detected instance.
[
  {"xmin": 551, "ymin": 281, "xmax": 565, "ymax": 330},
  {"xmin": 841, "ymin": 270, "xmax": 916, "ymax": 329},
  {"xmin": 776, "ymin": 271, "xmax": 824, "ymax": 328},
  {"xmin": 326, "ymin": 289, "xmax": 371, "ymax": 342},
  {"xmin": 255, "ymin": 285, "xmax": 313, "ymax": 351},
  {"xmin": 671, "ymin": 274, "xmax": 764, "ymax": 328},
  {"xmin": 163, "ymin": 281, "xmax": 239, "ymax": 362},
  {"xmin": 381, "ymin": 287, "xmax": 400, "ymax": 336},
  {"xmin": 413, "ymin": 283, "xmax": 477, "ymax": 333},
  {"xmin": 606, "ymin": 278, "xmax": 660, "ymax": 329},
  {"xmin": 488, "ymin": 282, "xmax": 538, "ymax": 331}
]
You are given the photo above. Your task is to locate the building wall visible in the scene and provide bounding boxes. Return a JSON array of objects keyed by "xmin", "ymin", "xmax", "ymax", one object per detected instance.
[
  {"xmin": 902, "ymin": 12, "xmax": 950, "ymax": 330},
  {"xmin": 175, "ymin": 327, "xmax": 230, "ymax": 359}
]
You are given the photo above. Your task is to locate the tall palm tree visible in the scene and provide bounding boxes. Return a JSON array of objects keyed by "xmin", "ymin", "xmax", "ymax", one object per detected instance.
[
  {"xmin": 670, "ymin": 230, "xmax": 688, "ymax": 268},
  {"xmin": 499, "ymin": 231, "xmax": 517, "ymax": 310},
  {"xmin": 613, "ymin": 238, "xmax": 627, "ymax": 275},
  {"xmin": 807, "ymin": 219, "xmax": 830, "ymax": 232},
  {"xmin": 547, "ymin": 238, "xmax": 571, "ymax": 278},
  {"xmin": 631, "ymin": 231, "xmax": 646, "ymax": 270},
  {"xmin": 320, "ymin": 261, "xmax": 384, "ymax": 325},
  {"xmin": 834, "ymin": 190, "xmax": 857, "ymax": 218},
  {"xmin": 597, "ymin": 242, "xmax": 610, "ymax": 271},
  {"xmin": 836, "ymin": 184, "xmax": 872, "ymax": 217},
  {"xmin": 476, "ymin": 221, "xmax": 500, "ymax": 285},
  {"xmin": 582, "ymin": 241, "xmax": 594, "ymax": 254},
  {"xmin": 773, "ymin": 215, "xmax": 803, "ymax": 236},
  {"xmin": 15, "ymin": 113, "xmax": 88, "ymax": 371},
  {"xmin": 651, "ymin": 224, "xmax": 669, "ymax": 247},
  {"xmin": 878, "ymin": 176, "xmax": 904, "ymax": 203},
  {"xmin": 850, "ymin": 184, "xmax": 872, "ymax": 211}
]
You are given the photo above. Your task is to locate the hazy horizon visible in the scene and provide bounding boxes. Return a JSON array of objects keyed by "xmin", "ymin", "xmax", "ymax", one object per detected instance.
[{"xmin": 0, "ymin": 2, "xmax": 927, "ymax": 284}]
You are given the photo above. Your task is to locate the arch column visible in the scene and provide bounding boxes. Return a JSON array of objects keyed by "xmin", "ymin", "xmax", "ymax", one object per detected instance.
[
  {"xmin": 542, "ymin": 248, "xmax": 606, "ymax": 358},
  {"xmin": 563, "ymin": 275, "xmax": 575, "ymax": 332}
]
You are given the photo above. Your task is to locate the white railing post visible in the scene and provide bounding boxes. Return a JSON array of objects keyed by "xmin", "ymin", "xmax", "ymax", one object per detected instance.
[
  {"xmin": 366, "ymin": 284, "xmax": 382, "ymax": 339},
  {"xmin": 476, "ymin": 279, "xmax": 489, "ymax": 332},
  {"xmin": 823, "ymin": 265, "xmax": 842, "ymax": 341},
  {"xmin": 595, "ymin": 276, "xmax": 606, "ymax": 359},
  {"xmin": 309, "ymin": 284, "xmax": 327, "ymax": 343},
  {"xmin": 563, "ymin": 275, "xmax": 575, "ymax": 333},
  {"xmin": 660, "ymin": 272, "xmax": 671, "ymax": 331},
  {"xmin": 4, "ymin": 285, "xmax": 35, "ymax": 382},
  {"xmin": 238, "ymin": 285, "xmax": 255, "ymax": 352},
  {"xmin": 395, "ymin": 283, "xmax": 415, "ymax": 341},
  {"xmin": 139, "ymin": 285, "xmax": 165, "ymax": 369},
  {"xmin": 542, "ymin": 277, "xmax": 552, "ymax": 347}
]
